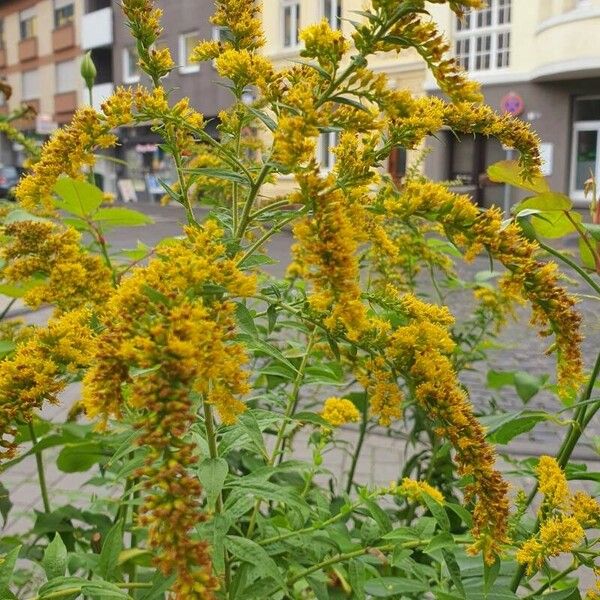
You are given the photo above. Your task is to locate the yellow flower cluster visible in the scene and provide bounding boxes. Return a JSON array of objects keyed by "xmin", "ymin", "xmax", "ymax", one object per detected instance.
[
  {"xmin": 397, "ymin": 477, "xmax": 445, "ymax": 505},
  {"xmin": 322, "ymin": 397, "xmax": 361, "ymax": 427},
  {"xmin": 83, "ymin": 221, "xmax": 254, "ymax": 598},
  {"xmin": 517, "ymin": 516, "xmax": 584, "ymax": 575},
  {"xmin": 537, "ymin": 455, "xmax": 570, "ymax": 511},
  {"xmin": 1, "ymin": 221, "xmax": 113, "ymax": 313},
  {"xmin": 384, "ymin": 181, "xmax": 583, "ymax": 398},
  {"xmin": 357, "ymin": 357, "xmax": 403, "ymax": 427},
  {"xmin": 517, "ymin": 456, "xmax": 600, "ymax": 575},
  {"xmin": 215, "ymin": 49, "xmax": 274, "ymax": 93},
  {"xmin": 300, "ymin": 20, "xmax": 349, "ymax": 70},
  {"xmin": 0, "ymin": 309, "xmax": 92, "ymax": 460}
]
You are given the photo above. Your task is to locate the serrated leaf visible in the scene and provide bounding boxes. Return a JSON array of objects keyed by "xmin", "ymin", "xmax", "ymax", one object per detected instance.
[
  {"xmin": 197, "ymin": 457, "xmax": 228, "ymax": 510},
  {"xmin": 235, "ymin": 303, "xmax": 258, "ymax": 337},
  {"xmin": 484, "ymin": 410, "xmax": 558, "ymax": 445},
  {"xmin": 442, "ymin": 549, "xmax": 465, "ymax": 598},
  {"xmin": 42, "ymin": 534, "xmax": 68, "ymax": 581},
  {"xmin": 424, "ymin": 532, "xmax": 455, "ymax": 555}
]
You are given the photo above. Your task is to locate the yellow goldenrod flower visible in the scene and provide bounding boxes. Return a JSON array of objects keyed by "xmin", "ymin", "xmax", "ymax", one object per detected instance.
[
  {"xmin": 570, "ymin": 491, "xmax": 600, "ymax": 528},
  {"xmin": 516, "ymin": 515, "xmax": 584, "ymax": 575},
  {"xmin": 397, "ymin": 477, "xmax": 445, "ymax": 505},
  {"xmin": 537, "ymin": 455, "xmax": 570, "ymax": 511},
  {"xmin": 322, "ymin": 397, "xmax": 361, "ymax": 427}
]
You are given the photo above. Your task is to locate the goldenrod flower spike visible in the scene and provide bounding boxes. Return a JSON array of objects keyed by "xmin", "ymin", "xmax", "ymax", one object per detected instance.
[{"xmin": 322, "ymin": 397, "xmax": 361, "ymax": 427}]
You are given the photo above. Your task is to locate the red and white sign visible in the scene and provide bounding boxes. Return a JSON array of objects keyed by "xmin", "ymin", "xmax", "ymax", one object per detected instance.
[{"xmin": 500, "ymin": 92, "xmax": 525, "ymax": 116}]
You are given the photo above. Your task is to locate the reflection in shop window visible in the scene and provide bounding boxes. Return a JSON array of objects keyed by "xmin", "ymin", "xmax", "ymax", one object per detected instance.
[{"xmin": 454, "ymin": 0, "xmax": 511, "ymax": 72}]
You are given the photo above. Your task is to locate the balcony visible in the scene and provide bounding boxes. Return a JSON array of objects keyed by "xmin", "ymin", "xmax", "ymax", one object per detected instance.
[
  {"xmin": 82, "ymin": 7, "xmax": 113, "ymax": 49},
  {"xmin": 18, "ymin": 37, "xmax": 38, "ymax": 62},
  {"xmin": 90, "ymin": 82, "xmax": 114, "ymax": 112},
  {"xmin": 13, "ymin": 100, "xmax": 39, "ymax": 130},
  {"xmin": 533, "ymin": 4, "xmax": 600, "ymax": 81},
  {"xmin": 54, "ymin": 91, "xmax": 78, "ymax": 123},
  {"xmin": 52, "ymin": 23, "xmax": 76, "ymax": 52}
]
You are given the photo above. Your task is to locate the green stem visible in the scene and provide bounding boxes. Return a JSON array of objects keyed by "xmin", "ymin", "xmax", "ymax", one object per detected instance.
[
  {"xmin": 249, "ymin": 198, "xmax": 293, "ymax": 220},
  {"xmin": 234, "ymin": 163, "xmax": 272, "ymax": 242},
  {"xmin": 524, "ymin": 562, "xmax": 578, "ymax": 598},
  {"xmin": 538, "ymin": 240, "xmax": 600, "ymax": 297},
  {"xmin": 246, "ymin": 328, "xmax": 316, "ymax": 538},
  {"xmin": 203, "ymin": 401, "xmax": 230, "ymax": 590},
  {"xmin": 0, "ymin": 298, "xmax": 16, "ymax": 321},
  {"xmin": 26, "ymin": 582, "xmax": 152, "ymax": 600},
  {"xmin": 345, "ymin": 401, "xmax": 369, "ymax": 494},
  {"xmin": 28, "ymin": 421, "xmax": 50, "ymax": 514}
]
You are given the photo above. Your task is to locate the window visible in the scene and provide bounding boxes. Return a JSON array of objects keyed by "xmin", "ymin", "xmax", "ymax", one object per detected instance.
[
  {"xmin": 319, "ymin": 131, "xmax": 339, "ymax": 171},
  {"xmin": 454, "ymin": 0, "xmax": 511, "ymax": 72},
  {"xmin": 22, "ymin": 69, "xmax": 39, "ymax": 100},
  {"xmin": 282, "ymin": 1, "xmax": 300, "ymax": 48},
  {"xmin": 571, "ymin": 98, "xmax": 600, "ymax": 199},
  {"xmin": 20, "ymin": 7, "xmax": 37, "ymax": 40},
  {"xmin": 213, "ymin": 25, "xmax": 233, "ymax": 44},
  {"xmin": 54, "ymin": 0, "xmax": 74, "ymax": 28},
  {"xmin": 56, "ymin": 59, "xmax": 76, "ymax": 93},
  {"xmin": 0, "ymin": 20, "xmax": 4, "ymax": 48},
  {"xmin": 123, "ymin": 47, "xmax": 140, "ymax": 84},
  {"xmin": 322, "ymin": 0, "xmax": 342, "ymax": 30},
  {"xmin": 179, "ymin": 31, "xmax": 200, "ymax": 74}
]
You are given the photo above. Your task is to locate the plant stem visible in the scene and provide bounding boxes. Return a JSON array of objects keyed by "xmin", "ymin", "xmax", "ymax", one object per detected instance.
[
  {"xmin": 524, "ymin": 562, "xmax": 578, "ymax": 598},
  {"xmin": 234, "ymin": 163, "xmax": 272, "ymax": 242},
  {"xmin": 28, "ymin": 421, "xmax": 50, "ymax": 514},
  {"xmin": 345, "ymin": 401, "xmax": 369, "ymax": 494},
  {"xmin": 538, "ymin": 240, "xmax": 600, "ymax": 296},
  {"xmin": 26, "ymin": 582, "xmax": 153, "ymax": 600},
  {"xmin": 203, "ymin": 401, "xmax": 230, "ymax": 590},
  {"xmin": 0, "ymin": 298, "xmax": 16, "ymax": 321},
  {"xmin": 246, "ymin": 328, "xmax": 316, "ymax": 538}
]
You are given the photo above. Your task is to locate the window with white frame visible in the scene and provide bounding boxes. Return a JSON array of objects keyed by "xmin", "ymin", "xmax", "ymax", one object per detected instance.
[
  {"xmin": 319, "ymin": 131, "xmax": 339, "ymax": 171},
  {"xmin": 54, "ymin": 0, "xmax": 74, "ymax": 28},
  {"xmin": 454, "ymin": 0, "xmax": 511, "ymax": 72},
  {"xmin": 56, "ymin": 59, "xmax": 76, "ymax": 93},
  {"xmin": 22, "ymin": 69, "xmax": 39, "ymax": 100},
  {"xmin": 20, "ymin": 7, "xmax": 37, "ymax": 40},
  {"xmin": 571, "ymin": 97, "xmax": 600, "ymax": 199},
  {"xmin": 123, "ymin": 47, "xmax": 140, "ymax": 84},
  {"xmin": 213, "ymin": 25, "xmax": 233, "ymax": 44},
  {"xmin": 179, "ymin": 31, "xmax": 200, "ymax": 74},
  {"xmin": 322, "ymin": 0, "xmax": 342, "ymax": 30},
  {"xmin": 281, "ymin": 1, "xmax": 300, "ymax": 48}
]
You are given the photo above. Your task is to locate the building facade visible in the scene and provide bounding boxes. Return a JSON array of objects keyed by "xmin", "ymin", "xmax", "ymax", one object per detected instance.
[
  {"xmin": 261, "ymin": 0, "xmax": 427, "ymax": 194},
  {"xmin": 109, "ymin": 0, "xmax": 234, "ymax": 200},
  {"xmin": 0, "ymin": 0, "xmax": 85, "ymax": 166},
  {"xmin": 426, "ymin": 0, "xmax": 600, "ymax": 207}
]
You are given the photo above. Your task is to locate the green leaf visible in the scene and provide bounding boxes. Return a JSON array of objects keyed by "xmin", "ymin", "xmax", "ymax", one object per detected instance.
[
  {"xmin": 197, "ymin": 457, "xmax": 228, "ymax": 510},
  {"xmin": 484, "ymin": 410, "xmax": 560, "ymax": 445},
  {"xmin": 442, "ymin": 548, "xmax": 465, "ymax": 598},
  {"xmin": 93, "ymin": 207, "xmax": 153, "ymax": 228},
  {"xmin": 422, "ymin": 493, "xmax": 450, "ymax": 531},
  {"xmin": 81, "ymin": 581, "xmax": 131, "ymax": 599},
  {"xmin": 56, "ymin": 442, "xmax": 105, "ymax": 472},
  {"xmin": 583, "ymin": 223, "xmax": 600, "ymax": 241},
  {"xmin": 294, "ymin": 411, "xmax": 331, "ymax": 428},
  {"xmin": 484, "ymin": 557, "xmax": 501, "ymax": 593},
  {"xmin": 138, "ymin": 572, "xmax": 176, "ymax": 600},
  {"xmin": 98, "ymin": 521, "xmax": 124, "ymax": 581},
  {"xmin": 579, "ymin": 236, "xmax": 597, "ymax": 270},
  {"xmin": 235, "ymin": 303, "xmax": 258, "ymax": 337},
  {"xmin": 0, "ymin": 546, "xmax": 20, "ymax": 593},
  {"xmin": 515, "ymin": 193, "xmax": 580, "ymax": 238},
  {"xmin": 424, "ymin": 532, "xmax": 455, "ymax": 555},
  {"xmin": 487, "ymin": 161, "xmax": 549, "ymax": 194},
  {"xmin": 364, "ymin": 577, "xmax": 429, "ymax": 597},
  {"xmin": 0, "ymin": 481, "xmax": 12, "ymax": 527},
  {"xmin": 224, "ymin": 536, "xmax": 281, "ymax": 583},
  {"xmin": 247, "ymin": 107, "xmax": 276, "ymax": 132},
  {"xmin": 53, "ymin": 177, "xmax": 104, "ymax": 217},
  {"xmin": 238, "ymin": 412, "xmax": 267, "ymax": 458},
  {"xmin": 36, "ymin": 576, "xmax": 86, "ymax": 599},
  {"xmin": 540, "ymin": 588, "xmax": 580, "ymax": 600},
  {"xmin": 514, "ymin": 371, "xmax": 544, "ymax": 403},
  {"xmin": 4, "ymin": 209, "xmax": 49, "ymax": 224},
  {"xmin": 348, "ymin": 560, "xmax": 366, "ymax": 600},
  {"xmin": 42, "ymin": 534, "xmax": 68, "ymax": 581}
]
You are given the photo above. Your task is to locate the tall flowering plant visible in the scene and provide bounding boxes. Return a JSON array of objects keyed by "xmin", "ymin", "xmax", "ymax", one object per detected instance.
[{"xmin": 0, "ymin": 1, "xmax": 598, "ymax": 599}]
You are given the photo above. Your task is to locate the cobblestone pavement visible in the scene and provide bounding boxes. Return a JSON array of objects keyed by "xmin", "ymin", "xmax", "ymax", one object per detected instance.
[{"xmin": 3, "ymin": 202, "xmax": 600, "ymax": 534}]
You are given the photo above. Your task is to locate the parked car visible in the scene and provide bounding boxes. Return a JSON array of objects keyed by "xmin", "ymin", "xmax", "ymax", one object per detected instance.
[{"xmin": 0, "ymin": 166, "xmax": 25, "ymax": 200}]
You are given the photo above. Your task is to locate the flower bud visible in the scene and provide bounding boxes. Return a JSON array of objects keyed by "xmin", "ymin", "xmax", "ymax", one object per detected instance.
[{"xmin": 80, "ymin": 51, "xmax": 97, "ymax": 90}]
